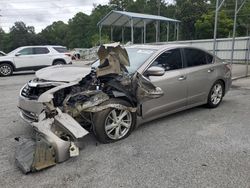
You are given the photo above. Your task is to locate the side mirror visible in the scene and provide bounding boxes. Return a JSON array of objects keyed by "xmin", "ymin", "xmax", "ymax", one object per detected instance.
[
  {"xmin": 15, "ymin": 53, "xmax": 21, "ymax": 56},
  {"xmin": 145, "ymin": 66, "xmax": 165, "ymax": 76}
]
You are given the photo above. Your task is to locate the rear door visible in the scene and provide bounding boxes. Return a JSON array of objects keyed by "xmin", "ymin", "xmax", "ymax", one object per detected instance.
[
  {"xmin": 183, "ymin": 48, "xmax": 217, "ymax": 105},
  {"xmin": 33, "ymin": 47, "xmax": 52, "ymax": 66},
  {"xmin": 142, "ymin": 48, "xmax": 188, "ymax": 120}
]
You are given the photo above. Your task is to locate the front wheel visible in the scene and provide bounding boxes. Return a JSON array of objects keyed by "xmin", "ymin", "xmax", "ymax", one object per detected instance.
[
  {"xmin": 93, "ymin": 98, "xmax": 136, "ymax": 143},
  {"xmin": 207, "ymin": 80, "xmax": 224, "ymax": 108},
  {"xmin": 0, "ymin": 63, "xmax": 13, "ymax": 76}
]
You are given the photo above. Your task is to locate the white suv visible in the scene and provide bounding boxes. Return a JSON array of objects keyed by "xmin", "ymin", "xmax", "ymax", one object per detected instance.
[{"xmin": 0, "ymin": 45, "xmax": 72, "ymax": 76}]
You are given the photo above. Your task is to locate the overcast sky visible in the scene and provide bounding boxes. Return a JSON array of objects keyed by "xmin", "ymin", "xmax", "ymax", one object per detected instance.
[{"xmin": 0, "ymin": 0, "xmax": 173, "ymax": 33}]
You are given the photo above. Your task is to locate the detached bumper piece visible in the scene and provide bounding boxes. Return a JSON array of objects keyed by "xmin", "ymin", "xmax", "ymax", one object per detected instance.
[
  {"xmin": 16, "ymin": 109, "xmax": 89, "ymax": 174},
  {"xmin": 15, "ymin": 135, "xmax": 56, "ymax": 174}
]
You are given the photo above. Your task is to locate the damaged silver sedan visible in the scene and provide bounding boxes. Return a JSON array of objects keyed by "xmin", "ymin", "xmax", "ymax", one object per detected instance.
[{"xmin": 16, "ymin": 43, "xmax": 231, "ymax": 173}]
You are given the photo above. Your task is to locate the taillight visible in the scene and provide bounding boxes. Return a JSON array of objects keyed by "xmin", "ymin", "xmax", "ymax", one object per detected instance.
[{"xmin": 65, "ymin": 53, "xmax": 71, "ymax": 57}]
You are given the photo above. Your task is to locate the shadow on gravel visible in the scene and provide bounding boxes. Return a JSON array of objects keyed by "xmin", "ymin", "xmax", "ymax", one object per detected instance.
[{"xmin": 13, "ymin": 72, "xmax": 35, "ymax": 76}]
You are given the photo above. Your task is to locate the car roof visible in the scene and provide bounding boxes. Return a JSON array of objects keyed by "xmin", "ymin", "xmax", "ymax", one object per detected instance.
[
  {"xmin": 19, "ymin": 45, "xmax": 66, "ymax": 48},
  {"xmin": 126, "ymin": 44, "xmax": 189, "ymax": 51},
  {"xmin": 126, "ymin": 44, "xmax": 212, "ymax": 55}
]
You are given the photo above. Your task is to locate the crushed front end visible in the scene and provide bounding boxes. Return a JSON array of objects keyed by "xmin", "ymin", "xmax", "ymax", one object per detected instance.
[{"xmin": 16, "ymin": 43, "xmax": 163, "ymax": 174}]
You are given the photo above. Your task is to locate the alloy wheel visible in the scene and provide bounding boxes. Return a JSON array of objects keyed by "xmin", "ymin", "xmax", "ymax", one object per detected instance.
[
  {"xmin": 104, "ymin": 109, "xmax": 132, "ymax": 140},
  {"xmin": 0, "ymin": 65, "xmax": 11, "ymax": 76},
  {"xmin": 211, "ymin": 83, "xmax": 223, "ymax": 105}
]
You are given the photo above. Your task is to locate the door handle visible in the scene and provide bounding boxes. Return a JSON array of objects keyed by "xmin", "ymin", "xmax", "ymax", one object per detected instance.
[
  {"xmin": 208, "ymin": 68, "xmax": 214, "ymax": 73},
  {"xmin": 178, "ymin": 75, "xmax": 186, "ymax": 81}
]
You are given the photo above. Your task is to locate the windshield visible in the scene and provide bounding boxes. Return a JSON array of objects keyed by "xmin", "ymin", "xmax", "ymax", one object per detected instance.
[{"xmin": 92, "ymin": 48, "xmax": 156, "ymax": 73}]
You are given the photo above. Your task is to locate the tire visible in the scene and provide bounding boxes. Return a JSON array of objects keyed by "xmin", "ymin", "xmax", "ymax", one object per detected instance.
[
  {"xmin": 53, "ymin": 60, "xmax": 65, "ymax": 65},
  {"xmin": 93, "ymin": 98, "xmax": 136, "ymax": 143},
  {"xmin": 0, "ymin": 63, "xmax": 13, "ymax": 76},
  {"xmin": 207, "ymin": 80, "xmax": 224, "ymax": 108}
]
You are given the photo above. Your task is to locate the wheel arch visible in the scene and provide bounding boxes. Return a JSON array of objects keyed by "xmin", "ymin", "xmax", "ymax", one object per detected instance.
[
  {"xmin": 0, "ymin": 61, "xmax": 16, "ymax": 71},
  {"xmin": 110, "ymin": 90, "xmax": 137, "ymax": 107},
  {"xmin": 216, "ymin": 79, "xmax": 226, "ymax": 96},
  {"xmin": 52, "ymin": 59, "xmax": 66, "ymax": 65}
]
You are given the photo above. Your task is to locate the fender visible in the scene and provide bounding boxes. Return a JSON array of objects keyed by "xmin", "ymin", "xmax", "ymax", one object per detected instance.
[{"xmin": 0, "ymin": 61, "xmax": 16, "ymax": 70}]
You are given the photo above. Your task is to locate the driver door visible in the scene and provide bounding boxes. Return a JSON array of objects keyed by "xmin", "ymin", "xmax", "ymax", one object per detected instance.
[
  {"xmin": 14, "ymin": 47, "xmax": 35, "ymax": 69},
  {"xmin": 142, "ymin": 48, "xmax": 188, "ymax": 120}
]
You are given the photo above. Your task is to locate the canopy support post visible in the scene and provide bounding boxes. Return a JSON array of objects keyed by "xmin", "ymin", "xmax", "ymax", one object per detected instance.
[
  {"xmin": 155, "ymin": 21, "xmax": 159, "ymax": 42},
  {"xmin": 141, "ymin": 28, "xmax": 143, "ymax": 44},
  {"xmin": 158, "ymin": 21, "xmax": 161, "ymax": 42},
  {"xmin": 99, "ymin": 25, "xmax": 102, "ymax": 45},
  {"xmin": 167, "ymin": 22, "xmax": 169, "ymax": 42},
  {"xmin": 174, "ymin": 22, "xmax": 177, "ymax": 41},
  {"xmin": 110, "ymin": 26, "xmax": 113, "ymax": 42},
  {"xmin": 177, "ymin": 23, "xmax": 179, "ymax": 41},
  {"xmin": 130, "ymin": 18, "xmax": 134, "ymax": 44},
  {"xmin": 122, "ymin": 27, "xmax": 124, "ymax": 44},
  {"xmin": 144, "ymin": 20, "xmax": 146, "ymax": 44}
]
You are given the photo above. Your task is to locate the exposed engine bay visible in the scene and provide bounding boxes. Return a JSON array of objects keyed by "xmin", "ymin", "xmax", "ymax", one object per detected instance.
[{"xmin": 16, "ymin": 43, "xmax": 163, "ymax": 174}]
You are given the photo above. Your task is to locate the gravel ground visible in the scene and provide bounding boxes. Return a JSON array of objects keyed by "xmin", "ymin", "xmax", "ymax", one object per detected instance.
[{"xmin": 0, "ymin": 73, "xmax": 249, "ymax": 188}]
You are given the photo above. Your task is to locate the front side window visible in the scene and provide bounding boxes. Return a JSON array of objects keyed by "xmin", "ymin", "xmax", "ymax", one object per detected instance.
[
  {"xmin": 18, "ymin": 48, "xmax": 33, "ymax": 55},
  {"xmin": 151, "ymin": 49, "xmax": 183, "ymax": 71},
  {"xmin": 33, "ymin": 47, "xmax": 49, "ymax": 54},
  {"xmin": 184, "ymin": 48, "xmax": 208, "ymax": 67}
]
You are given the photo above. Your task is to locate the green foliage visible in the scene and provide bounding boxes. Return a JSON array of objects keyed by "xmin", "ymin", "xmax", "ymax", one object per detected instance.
[
  {"xmin": 175, "ymin": 0, "xmax": 209, "ymax": 40},
  {"xmin": 66, "ymin": 12, "xmax": 92, "ymax": 48},
  {"xmin": 40, "ymin": 21, "xmax": 68, "ymax": 45},
  {"xmin": 91, "ymin": 33, "xmax": 110, "ymax": 46},
  {"xmin": 0, "ymin": 0, "xmax": 249, "ymax": 52},
  {"xmin": 195, "ymin": 10, "xmax": 234, "ymax": 39},
  {"xmin": 2, "ymin": 22, "xmax": 42, "ymax": 52},
  {"xmin": 235, "ymin": 0, "xmax": 250, "ymax": 36}
]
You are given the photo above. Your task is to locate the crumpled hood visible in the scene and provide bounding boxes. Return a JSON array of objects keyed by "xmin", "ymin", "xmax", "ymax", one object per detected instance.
[{"xmin": 36, "ymin": 65, "xmax": 92, "ymax": 82}]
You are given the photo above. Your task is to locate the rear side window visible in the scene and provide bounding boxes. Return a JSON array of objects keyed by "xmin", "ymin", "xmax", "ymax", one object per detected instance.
[
  {"xmin": 184, "ymin": 48, "xmax": 208, "ymax": 67},
  {"xmin": 18, "ymin": 48, "xmax": 33, "ymax": 55},
  {"xmin": 33, "ymin": 47, "xmax": 49, "ymax": 54},
  {"xmin": 151, "ymin": 49, "xmax": 183, "ymax": 71},
  {"xmin": 53, "ymin": 47, "xmax": 68, "ymax": 53}
]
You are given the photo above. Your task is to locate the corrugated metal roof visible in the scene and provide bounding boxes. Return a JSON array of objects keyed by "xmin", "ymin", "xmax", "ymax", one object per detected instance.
[{"xmin": 97, "ymin": 10, "xmax": 180, "ymax": 28}]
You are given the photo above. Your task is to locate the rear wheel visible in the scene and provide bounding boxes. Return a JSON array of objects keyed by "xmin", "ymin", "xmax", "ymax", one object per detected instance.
[
  {"xmin": 53, "ymin": 60, "xmax": 65, "ymax": 65},
  {"xmin": 207, "ymin": 80, "xmax": 224, "ymax": 108},
  {"xmin": 93, "ymin": 98, "xmax": 136, "ymax": 143},
  {"xmin": 0, "ymin": 63, "xmax": 13, "ymax": 76}
]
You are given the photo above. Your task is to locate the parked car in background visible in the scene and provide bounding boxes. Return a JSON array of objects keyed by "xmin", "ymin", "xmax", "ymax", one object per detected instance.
[
  {"xmin": 0, "ymin": 51, "xmax": 6, "ymax": 56},
  {"xmin": 0, "ymin": 45, "xmax": 72, "ymax": 76}
]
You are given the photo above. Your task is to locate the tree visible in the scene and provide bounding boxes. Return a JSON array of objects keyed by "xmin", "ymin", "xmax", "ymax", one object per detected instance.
[
  {"xmin": 195, "ymin": 10, "xmax": 234, "ymax": 39},
  {"xmin": 7, "ymin": 22, "xmax": 40, "ymax": 52},
  {"xmin": 235, "ymin": 0, "xmax": 250, "ymax": 36},
  {"xmin": 40, "ymin": 21, "xmax": 68, "ymax": 45},
  {"xmin": 0, "ymin": 28, "xmax": 5, "ymax": 51},
  {"xmin": 66, "ymin": 12, "xmax": 92, "ymax": 48},
  {"xmin": 89, "ymin": 4, "xmax": 112, "ymax": 45},
  {"xmin": 175, "ymin": 0, "xmax": 210, "ymax": 40}
]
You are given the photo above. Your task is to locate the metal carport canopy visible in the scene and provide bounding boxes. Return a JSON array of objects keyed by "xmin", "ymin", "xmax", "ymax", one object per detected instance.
[
  {"xmin": 97, "ymin": 10, "xmax": 180, "ymax": 28},
  {"xmin": 97, "ymin": 10, "xmax": 181, "ymax": 44}
]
